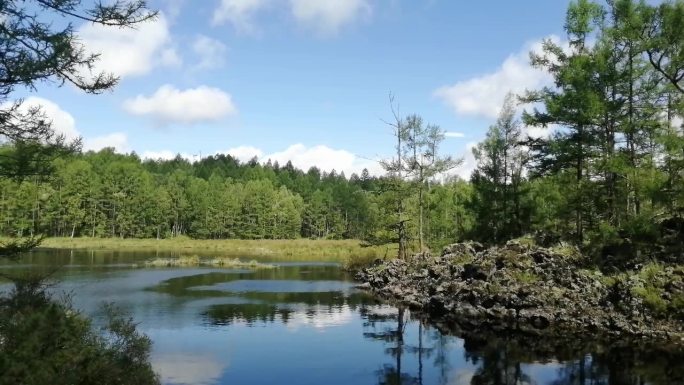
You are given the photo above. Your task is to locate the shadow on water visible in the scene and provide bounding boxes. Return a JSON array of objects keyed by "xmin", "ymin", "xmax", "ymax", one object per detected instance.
[{"xmin": 3, "ymin": 249, "xmax": 684, "ymax": 384}]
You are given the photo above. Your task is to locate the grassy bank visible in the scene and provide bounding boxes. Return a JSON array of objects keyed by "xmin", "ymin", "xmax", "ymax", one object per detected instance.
[{"xmin": 30, "ymin": 237, "xmax": 396, "ymax": 263}]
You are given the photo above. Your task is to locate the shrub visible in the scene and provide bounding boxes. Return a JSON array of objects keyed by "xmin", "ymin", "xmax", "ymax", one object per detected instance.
[{"xmin": 0, "ymin": 281, "xmax": 159, "ymax": 385}]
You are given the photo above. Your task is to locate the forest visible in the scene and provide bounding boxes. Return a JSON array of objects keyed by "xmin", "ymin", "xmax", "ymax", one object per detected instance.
[
  {"xmin": 0, "ymin": 148, "xmax": 473, "ymax": 247},
  {"xmin": 2, "ymin": 3, "xmax": 683, "ymax": 264},
  {"xmin": 1, "ymin": 0, "xmax": 683, "ymax": 262},
  {"xmin": 1, "ymin": 0, "xmax": 683, "ymax": 261}
]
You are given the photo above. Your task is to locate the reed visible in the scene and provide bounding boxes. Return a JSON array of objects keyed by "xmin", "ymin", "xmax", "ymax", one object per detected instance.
[{"xmin": 29, "ymin": 237, "xmax": 397, "ymax": 264}]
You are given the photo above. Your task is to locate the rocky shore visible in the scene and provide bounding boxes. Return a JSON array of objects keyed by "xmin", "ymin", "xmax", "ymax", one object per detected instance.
[{"xmin": 356, "ymin": 241, "xmax": 684, "ymax": 344}]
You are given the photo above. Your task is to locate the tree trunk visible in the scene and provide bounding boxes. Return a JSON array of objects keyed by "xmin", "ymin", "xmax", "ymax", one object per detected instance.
[
  {"xmin": 418, "ymin": 179, "xmax": 424, "ymax": 251},
  {"xmin": 577, "ymin": 124, "xmax": 584, "ymax": 243}
]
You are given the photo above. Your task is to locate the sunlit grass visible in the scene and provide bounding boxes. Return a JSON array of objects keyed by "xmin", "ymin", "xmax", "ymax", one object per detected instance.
[{"xmin": 29, "ymin": 237, "xmax": 397, "ymax": 264}]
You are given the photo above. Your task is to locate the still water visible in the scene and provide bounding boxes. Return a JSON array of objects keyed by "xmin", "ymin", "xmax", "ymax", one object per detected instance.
[{"xmin": 1, "ymin": 249, "xmax": 682, "ymax": 385}]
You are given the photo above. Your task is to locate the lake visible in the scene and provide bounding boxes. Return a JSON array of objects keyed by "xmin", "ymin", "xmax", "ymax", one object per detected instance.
[{"xmin": 1, "ymin": 249, "xmax": 682, "ymax": 385}]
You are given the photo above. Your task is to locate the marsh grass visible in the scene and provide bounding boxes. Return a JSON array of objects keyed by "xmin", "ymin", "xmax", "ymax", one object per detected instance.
[
  {"xmin": 30, "ymin": 237, "xmax": 396, "ymax": 264},
  {"xmin": 142, "ymin": 256, "xmax": 275, "ymax": 269}
]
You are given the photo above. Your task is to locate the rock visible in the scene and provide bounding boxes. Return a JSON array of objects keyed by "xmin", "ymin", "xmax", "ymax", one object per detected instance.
[
  {"xmin": 461, "ymin": 264, "xmax": 488, "ymax": 281},
  {"xmin": 356, "ymin": 241, "xmax": 684, "ymax": 345}
]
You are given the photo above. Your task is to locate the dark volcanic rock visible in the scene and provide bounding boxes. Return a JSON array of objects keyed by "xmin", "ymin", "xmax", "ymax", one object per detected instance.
[{"xmin": 355, "ymin": 240, "xmax": 684, "ymax": 344}]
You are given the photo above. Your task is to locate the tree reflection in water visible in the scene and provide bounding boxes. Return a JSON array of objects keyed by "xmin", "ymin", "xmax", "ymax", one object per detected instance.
[{"xmin": 360, "ymin": 306, "xmax": 684, "ymax": 385}]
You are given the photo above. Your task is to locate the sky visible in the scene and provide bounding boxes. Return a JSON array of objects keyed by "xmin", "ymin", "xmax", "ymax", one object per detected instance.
[{"xmin": 15, "ymin": 0, "xmax": 573, "ymax": 178}]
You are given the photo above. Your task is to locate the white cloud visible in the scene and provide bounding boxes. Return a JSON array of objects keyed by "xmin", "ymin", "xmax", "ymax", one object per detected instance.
[
  {"xmin": 141, "ymin": 150, "xmax": 196, "ymax": 161},
  {"xmin": 122, "ymin": 85, "xmax": 238, "ymax": 126},
  {"xmin": 14, "ymin": 97, "xmax": 80, "ymax": 141},
  {"xmin": 143, "ymin": 144, "xmax": 383, "ymax": 177},
  {"xmin": 435, "ymin": 36, "xmax": 564, "ymax": 119},
  {"xmin": 262, "ymin": 143, "xmax": 380, "ymax": 176},
  {"xmin": 193, "ymin": 35, "xmax": 228, "ymax": 70},
  {"xmin": 225, "ymin": 145, "xmax": 264, "ymax": 163},
  {"xmin": 215, "ymin": 144, "xmax": 383, "ymax": 176},
  {"xmin": 83, "ymin": 132, "xmax": 129, "ymax": 152},
  {"xmin": 78, "ymin": 13, "xmax": 180, "ymax": 79},
  {"xmin": 3, "ymin": 97, "xmax": 130, "ymax": 152},
  {"xmin": 444, "ymin": 131, "xmax": 465, "ymax": 138},
  {"xmin": 454, "ymin": 141, "xmax": 478, "ymax": 180},
  {"xmin": 289, "ymin": 0, "xmax": 371, "ymax": 35},
  {"xmin": 212, "ymin": 0, "xmax": 269, "ymax": 33}
]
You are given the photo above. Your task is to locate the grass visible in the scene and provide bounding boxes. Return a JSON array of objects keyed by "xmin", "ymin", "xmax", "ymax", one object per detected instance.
[
  {"xmin": 512, "ymin": 271, "xmax": 540, "ymax": 284},
  {"xmin": 142, "ymin": 256, "xmax": 275, "ymax": 269},
  {"xmin": 27, "ymin": 236, "xmax": 397, "ymax": 264},
  {"xmin": 631, "ymin": 284, "xmax": 669, "ymax": 315}
]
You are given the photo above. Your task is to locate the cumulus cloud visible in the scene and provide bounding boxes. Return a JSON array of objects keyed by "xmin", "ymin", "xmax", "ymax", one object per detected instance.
[
  {"xmin": 13, "ymin": 97, "xmax": 80, "ymax": 141},
  {"xmin": 122, "ymin": 85, "xmax": 238, "ymax": 126},
  {"xmin": 225, "ymin": 145, "xmax": 264, "ymax": 163},
  {"xmin": 4, "ymin": 97, "xmax": 129, "ymax": 152},
  {"xmin": 193, "ymin": 35, "xmax": 228, "ymax": 70},
  {"xmin": 262, "ymin": 143, "xmax": 381, "ymax": 176},
  {"xmin": 212, "ymin": 0, "xmax": 269, "ymax": 33},
  {"xmin": 289, "ymin": 0, "xmax": 371, "ymax": 35},
  {"xmin": 435, "ymin": 36, "xmax": 565, "ymax": 119},
  {"xmin": 78, "ymin": 13, "xmax": 180, "ymax": 79},
  {"xmin": 140, "ymin": 150, "xmax": 196, "ymax": 161},
  {"xmin": 453, "ymin": 141, "xmax": 478, "ymax": 180},
  {"xmin": 214, "ymin": 144, "xmax": 382, "ymax": 176},
  {"xmin": 83, "ymin": 132, "xmax": 129, "ymax": 152}
]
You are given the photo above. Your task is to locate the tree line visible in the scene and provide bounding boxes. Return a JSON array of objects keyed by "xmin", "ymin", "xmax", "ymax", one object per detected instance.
[
  {"xmin": 2, "ymin": 0, "xmax": 683, "ymax": 261},
  {"xmin": 0, "ymin": 148, "xmax": 473, "ymax": 246}
]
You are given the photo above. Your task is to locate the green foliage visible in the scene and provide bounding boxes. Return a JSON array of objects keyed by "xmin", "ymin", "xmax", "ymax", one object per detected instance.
[
  {"xmin": 0, "ymin": 284, "xmax": 159, "ymax": 385},
  {"xmin": 470, "ymin": 94, "xmax": 530, "ymax": 243},
  {"xmin": 631, "ymin": 285, "xmax": 669, "ymax": 315},
  {"xmin": 0, "ymin": 151, "xmax": 380, "ymax": 241},
  {"xmin": 511, "ymin": 271, "xmax": 540, "ymax": 284}
]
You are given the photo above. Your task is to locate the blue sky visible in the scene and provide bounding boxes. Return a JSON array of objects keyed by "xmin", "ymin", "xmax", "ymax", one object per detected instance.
[{"xmin": 20, "ymin": 0, "xmax": 572, "ymax": 177}]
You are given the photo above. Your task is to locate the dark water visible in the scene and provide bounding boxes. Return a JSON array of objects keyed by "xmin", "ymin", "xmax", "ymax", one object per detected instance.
[{"xmin": 1, "ymin": 249, "xmax": 682, "ymax": 385}]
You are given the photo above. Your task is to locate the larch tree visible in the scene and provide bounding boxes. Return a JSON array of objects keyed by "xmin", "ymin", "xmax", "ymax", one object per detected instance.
[
  {"xmin": 379, "ymin": 94, "xmax": 412, "ymax": 259},
  {"xmin": 403, "ymin": 115, "xmax": 461, "ymax": 251},
  {"xmin": 523, "ymin": 0, "xmax": 605, "ymax": 243},
  {"xmin": 0, "ymin": 0, "xmax": 156, "ymax": 257},
  {"xmin": 471, "ymin": 94, "xmax": 527, "ymax": 243}
]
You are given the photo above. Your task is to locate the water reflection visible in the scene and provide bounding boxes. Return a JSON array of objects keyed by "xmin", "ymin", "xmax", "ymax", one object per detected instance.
[
  {"xmin": 152, "ymin": 353, "xmax": 226, "ymax": 385},
  {"xmin": 2, "ymin": 250, "xmax": 683, "ymax": 385}
]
